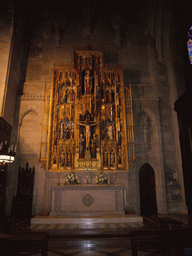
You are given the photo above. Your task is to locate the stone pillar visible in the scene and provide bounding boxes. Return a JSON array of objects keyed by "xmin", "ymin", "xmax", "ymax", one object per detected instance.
[
  {"xmin": 164, "ymin": 54, "xmax": 188, "ymax": 213},
  {"xmin": 145, "ymin": 33, "xmax": 168, "ymax": 214}
]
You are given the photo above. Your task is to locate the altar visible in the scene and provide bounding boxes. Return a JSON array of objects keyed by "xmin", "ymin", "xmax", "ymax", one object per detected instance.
[
  {"xmin": 39, "ymin": 47, "xmax": 135, "ymax": 217},
  {"xmin": 50, "ymin": 184, "xmax": 125, "ymax": 215}
]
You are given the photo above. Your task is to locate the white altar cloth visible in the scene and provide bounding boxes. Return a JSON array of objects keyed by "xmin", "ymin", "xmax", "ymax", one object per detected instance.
[{"xmin": 50, "ymin": 184, "xmax": 125, "ymax": 215}]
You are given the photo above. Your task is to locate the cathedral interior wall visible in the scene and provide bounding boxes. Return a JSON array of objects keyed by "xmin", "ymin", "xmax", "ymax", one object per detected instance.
[{"xmin": 1, "ymin": 1, "xmax": 188, "ymax": 216}]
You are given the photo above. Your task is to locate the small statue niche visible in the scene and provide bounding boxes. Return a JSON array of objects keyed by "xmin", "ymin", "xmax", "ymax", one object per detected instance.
[
  {"xmin": 60, "ymin": 150, "xmax": 65, "ymax": 167},
  {"xmin": 60, "ymin": 121, "xmax": 64, "ymax": 139},
  {"xmin": 79, "ymin": 133, "xmax": 85, "ymax": 159},
  {"xmin": 110, "ymin": 150, "xmax": 115, "ymax": 167},
  {"xmin": 67, "ymin": 150, "xmax": 72, "ymax": 167},
  {"xmin": 82, "ymin": 69, "xmax": 94, "ymax": 95},
  {"xmin": 53, "ymin": 156, "xmax": 57, "ymax": 165},
  {"xmin": 91, "ymin": 133, "xmax": 98, "ymax": 158},
  {"xmin": 103, "ymin": 150, "xmax": 108, "ymax": 167},
  {"xmin": 141, "ymin": 113, "xmax": 151, "ymax": 151}
]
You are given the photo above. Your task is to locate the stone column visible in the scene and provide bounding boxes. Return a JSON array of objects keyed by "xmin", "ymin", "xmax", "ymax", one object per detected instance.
[
  {"xmin": 145, "ymin": 32, "xmax": 168, "ymax": 214},
  {"xmin": 164, "ymin": 54, "xmax": 187, "ymax": 213}
]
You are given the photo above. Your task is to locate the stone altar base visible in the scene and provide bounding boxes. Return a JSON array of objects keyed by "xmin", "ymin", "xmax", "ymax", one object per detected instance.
[
  {"xmin": 50, "ymin": 185, "xmax": 126, "ymax": 215},
  {"xmin": 31, "ymin": 213, "xmax": 143, "ymax": 226}
]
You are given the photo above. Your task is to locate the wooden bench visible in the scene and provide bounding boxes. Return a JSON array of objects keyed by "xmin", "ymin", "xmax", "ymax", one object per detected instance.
[
  {"xmin": 0, "ymin": 232, "xmax": 48, "ymax": 256},
  {"xmin": 157, "ymin": 216, "xmax": 184, "ymax": 231},
  {"xmin": 143, "ymin": 215, "xmax": 184, "ymax": 231},
  {"xmin": 130, "ymin": 229, "xmax": 192, "ymax": 256}
]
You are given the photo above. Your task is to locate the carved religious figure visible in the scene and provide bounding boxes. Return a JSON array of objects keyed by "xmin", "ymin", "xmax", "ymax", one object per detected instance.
[
  {"xmin": 79, "ymin": 120, "xmax": 98, "ymax": 149},
  {"xmin": 60, "ymin": 121, "xmax": 64, "ymax": 138},
  {"xmin": 118, "ymin": 131, "xmax": 122, "ymax": 146},
  {"xmin": 79, "ymin": 134, "xmax": 85, "ymax": 158},
  {"xmin": 70, "ymin": 89, "xmax": 75, "ymax": 102},
  {"xmin": 67, "ymin": 150, "xmax": 72, "ymax": 166},
  {"xmin": 60, "ymin": 150, "xmax": 65, "ymax": 167},
  {"xmin": 70, "ymin": 124, "xmax": 74, "ymax": 139},
  {"xmin": 108, "ymin": 123, "xmax": 113, "ymax": 139},
  {"xmin": 110, "ymin": 150, "xmax": 115, "ymax": 167},
  {"xmin": 84, "ymin": 69, "xmax": 92, "ymax": 94},
  {"xmin": 77, "ymin": 86, "xmax": 81, "ymax": 99},
  {"xmin": 91, "ymin": 133, "xmax": 98, "ymax": 158},
  {"xmin": 61, "ymin": 89, "xmax": 69, "ymax": 104},
  {"xmin": 57, "ymin": 80, "xmax": 60, "ymax": 92},
  {"xmin": 63, "ymin": 125, "xmax": 67, "ymax": 139},
  {"xmin": 117, "ymin": 105, "xmax": 121, "ymax": 119},
  {"xmin": 112, "ymin": 122, "xmax": 116, "ymax": 139},
  {"xmin": 142, "ymin": 114, "xmax": 151, "ymax": 150},
  {"xmin": 54, "ymin": 132, "xmax": 57, "ymax": 145},
  {"xmin": 61, "ymin": 81, "xmax": 65, "ymax": 89},
  {"xmin": 103, "ymin": 150, "xmax": 108, "ymax": 167},
  {"xmin": 55, "ymin": 104, "xmax": 59, "ymax": 118},
  {"xmin": 116, "ymin": 81, "xmax": 120, "ymax": 94}
]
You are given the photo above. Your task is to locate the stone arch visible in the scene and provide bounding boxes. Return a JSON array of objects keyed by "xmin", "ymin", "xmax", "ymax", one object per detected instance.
[
  {"xmin": 139, "ymin": 163, "xmax": 157, "ymax": 216},
  {"xmin": 135, "ymin": 107, "xmax": 157, "ymax": 133},
  {"xmin": 18, "ymin": 103, "xmax": 47, "ymax": 215},
  {"xmin": 19, "ymin": 105, "xmax": 41, "ymax": 127},
  {"xmin": 19, "ymin": 111, "xmax": 41, "ymax": 155},
  {"xmin": 135, "ymin": 107, "xmax": 167, "ymax": 214}
]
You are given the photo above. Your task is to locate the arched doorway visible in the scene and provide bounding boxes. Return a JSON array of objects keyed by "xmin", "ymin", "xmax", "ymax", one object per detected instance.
[{"xmin": 139, "ymin": 164, "xmax": 157, "ymax": 216}]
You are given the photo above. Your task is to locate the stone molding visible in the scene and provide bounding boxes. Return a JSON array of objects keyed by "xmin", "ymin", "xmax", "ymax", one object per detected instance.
[{"xmin": 20, "ymin": 95, "xmax": 44, "ymax": 100}]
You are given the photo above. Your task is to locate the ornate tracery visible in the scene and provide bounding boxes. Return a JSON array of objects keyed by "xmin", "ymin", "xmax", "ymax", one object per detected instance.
[{"xmin": 40, "ymin": 46, "xmax": 135, "ymax": 172}]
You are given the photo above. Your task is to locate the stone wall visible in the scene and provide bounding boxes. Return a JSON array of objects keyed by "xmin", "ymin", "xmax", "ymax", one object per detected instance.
[
  {"xmin": 5, "ymin": 1, "xmax": 187, "ymax": 215},
  {"xmin": 0, "ymin": 2, "xmax": 13, "ymax": 118}
]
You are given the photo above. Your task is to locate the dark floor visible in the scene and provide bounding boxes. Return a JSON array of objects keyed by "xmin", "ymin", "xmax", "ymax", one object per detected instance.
[{"xmin": 1, "ymin": 214, "xmax": 192, "ymax": 256}]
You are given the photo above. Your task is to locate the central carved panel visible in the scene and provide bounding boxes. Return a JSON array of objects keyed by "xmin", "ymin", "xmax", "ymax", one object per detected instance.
[
  {"xmin": 82, "ymin": 194, "xmax": 94, "ymax": 206},
  {"xmin": 41, "ymin": 46, "xmax": 134, "ymax": 172}
]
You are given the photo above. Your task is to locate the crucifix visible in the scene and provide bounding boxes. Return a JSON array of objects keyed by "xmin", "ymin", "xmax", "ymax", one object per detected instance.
[{"xmin": 79, "ymin": 120, "xmax": 98, "ymax": 150}]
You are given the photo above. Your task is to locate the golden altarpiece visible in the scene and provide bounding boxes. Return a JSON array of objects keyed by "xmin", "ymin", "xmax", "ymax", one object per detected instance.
[{"xmin": 40, "ymin": 47, "xmax": 135, "ymax": 173}]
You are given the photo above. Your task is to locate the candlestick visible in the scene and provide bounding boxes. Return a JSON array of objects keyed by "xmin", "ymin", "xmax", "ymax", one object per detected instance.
[
  {"xmin": 114, "ymin": 168, "xmax": 117, "ymax": 186},
  {"xmin": 57, "ymin": 164, "xmax": 61, "ymax": 186},
  {"xmin": 85, "ymin": 167, "xmax": 91, "ymax": 184}
]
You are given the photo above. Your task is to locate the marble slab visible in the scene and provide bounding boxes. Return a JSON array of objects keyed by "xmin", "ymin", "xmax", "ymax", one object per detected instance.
[{"xmin": 50, "ymin": 184, "xmax": 125, "ymax": 215}]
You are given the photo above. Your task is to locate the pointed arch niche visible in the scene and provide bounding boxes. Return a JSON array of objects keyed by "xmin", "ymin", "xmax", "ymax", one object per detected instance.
[
  {"xmin": 139, "ymin": 163, "xmax": 157, "ymax": 216},
  {"xmin": 19, "ymin": 110, "xmax": 41, "ymax": 166}
]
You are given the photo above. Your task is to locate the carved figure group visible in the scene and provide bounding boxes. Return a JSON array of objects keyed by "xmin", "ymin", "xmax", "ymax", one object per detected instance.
[
  {"xmin": 61, "ymin": 89, "xmax": 75, "ymax": 104},
  {"xmin": 104, "ymin": 89, "xmax": 114, "ymax": 103},
  {"xmin": 79, "ymin": 120, "xmax": 98, "ymax": 149},
  {"xmin": 59, "ymin": 120, "xmax": 74, "ymax": 140}
]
